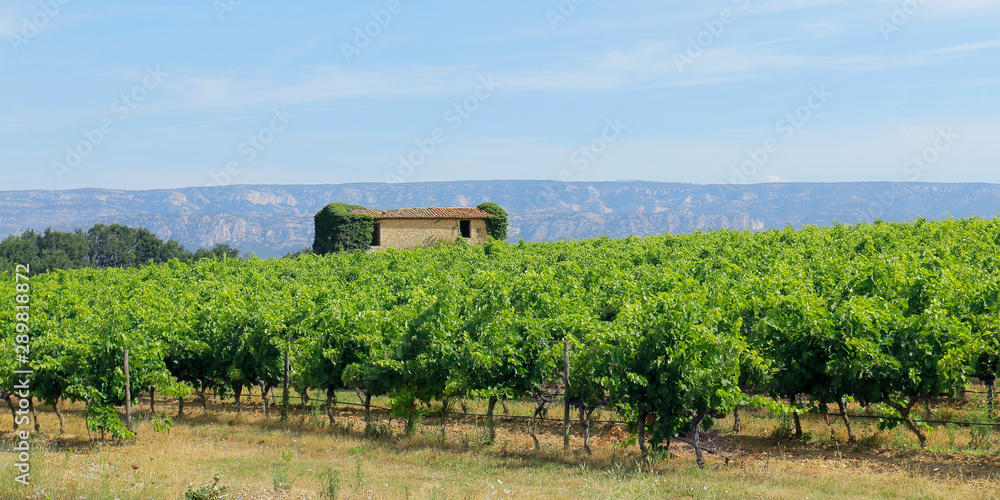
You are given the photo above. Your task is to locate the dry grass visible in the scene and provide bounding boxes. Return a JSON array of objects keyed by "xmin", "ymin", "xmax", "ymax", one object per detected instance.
[{"xmin": 1, "ymin": 394, "xmax": 999, "ymax": 500}]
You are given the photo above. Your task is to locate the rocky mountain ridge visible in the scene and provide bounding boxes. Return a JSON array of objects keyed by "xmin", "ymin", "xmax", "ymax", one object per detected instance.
[{"xmin": 2, "ymin": 181, "xmax": 998, "ymax": 257}]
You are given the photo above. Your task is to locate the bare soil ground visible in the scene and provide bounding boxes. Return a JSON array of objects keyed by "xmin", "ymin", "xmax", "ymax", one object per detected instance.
[{"xmin": 2, "ymin": 393, "xmax": 999, "ymax": 499}]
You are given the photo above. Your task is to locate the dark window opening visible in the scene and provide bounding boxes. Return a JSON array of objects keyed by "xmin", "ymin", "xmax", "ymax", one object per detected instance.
[
  {"xmin": 460, "ymin": 220, "xmax": 472, "ymax": 238},
  {"xmin": 371, "ymin": 223, "xmax": 381, "ymax": 246}
]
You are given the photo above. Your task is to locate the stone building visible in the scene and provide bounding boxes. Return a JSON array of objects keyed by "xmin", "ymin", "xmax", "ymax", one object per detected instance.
[{"xmin": 348, "ymin": 207, "xmax": 491, "ymax": 250}]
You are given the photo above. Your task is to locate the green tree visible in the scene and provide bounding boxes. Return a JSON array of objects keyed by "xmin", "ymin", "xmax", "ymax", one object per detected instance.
[
  {"xmin": 86, "ymin": 223, "xmax": 190, "ymax": 268},
  {"xmin": 192, "ymin": 243, "xmax": 240, "ymax": 261},
  {"xmin": 313, "ymin": 203, "xmax": 375, "ymax": 254},
  {"xmin": 476, "ymin": 202, "xmax": 509, "ymax": 241}
]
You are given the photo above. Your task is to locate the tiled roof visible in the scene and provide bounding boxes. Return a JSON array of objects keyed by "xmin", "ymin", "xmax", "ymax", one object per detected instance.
[{"xmin": 349, "ymin": 207, "xmax": 492, "ymax": 220}]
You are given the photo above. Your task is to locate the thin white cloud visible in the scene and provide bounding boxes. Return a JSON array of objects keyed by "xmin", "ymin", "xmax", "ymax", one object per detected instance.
[
  {"xmin": 30, "ymin": 27, "xmax": 1000, "ymax": 119},
  {"xmin": 158, "ymin": 66, "xmax": 462, "ymax": 111},
  {"xmin": 754, "ymin": 0, "xmax": 855, "ymax": 13},
  {"xmin": 750, "ymin": 36, "xmax": 806, "ymax": 47},
  {"xmin": 255, "ymin": 35, "xmax": 333, "ymax": 77},
  {"xmin": 875, "ymin": 0, "xmax": 1000, "ymax": 18},
  {"xmin": 921, "ymin": 38, "xmax": 1000, "ymax": 56},
  {"xmin": 917, "ymin": 76, "xmax": 1000, "ymax": 88},
  {"xmin": 797, "ymin": 22, "xmax": 845, "ymax": 37},
  {"xmin": 498, "ymin": 19, "xmax": 1000, "ymax": 97},
  {"xmin": 440, "ymin": 32, "xmax": 1000, "ymax": 94},
  {"xmin": 613, "ymin": 33, "xmax": 998, "ymax": 80},
  {"xmin": 0, "ymin": 6, "xmax": 89, "ymax": 41}
]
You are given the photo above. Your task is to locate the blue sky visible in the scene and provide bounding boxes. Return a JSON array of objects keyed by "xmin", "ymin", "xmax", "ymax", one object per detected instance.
[{"xmin": 1, "ymin": 0, "xmax": 998, "ymax": 191}]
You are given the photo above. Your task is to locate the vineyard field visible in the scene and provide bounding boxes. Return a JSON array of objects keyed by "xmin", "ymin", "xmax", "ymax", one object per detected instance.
[
  {"xmin": 3, "ymin": 218, "xmax": 1000, "ymax": 497},
  {"xmin": 3, "ymin": 387, "xmax": 1000, "ymax": 498}
]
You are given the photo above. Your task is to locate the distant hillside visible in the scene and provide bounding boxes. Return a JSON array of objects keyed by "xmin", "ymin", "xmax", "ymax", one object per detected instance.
[{"xmin": 1, "ymin": 181, "xmax": 998, "ymax": 258}]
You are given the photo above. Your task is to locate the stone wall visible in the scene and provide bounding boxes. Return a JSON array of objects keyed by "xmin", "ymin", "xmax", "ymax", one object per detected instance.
[{"xmin": 377, "ymin": 218, "xmax": 488, "ymax": 249}]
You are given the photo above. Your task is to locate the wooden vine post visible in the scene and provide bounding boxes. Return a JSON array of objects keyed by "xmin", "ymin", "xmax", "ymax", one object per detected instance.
[
  {"xmin": 563, "ymin": 339, "xmax": 570, "ymax": 451},
  {"xmin": 124, "ymin": 349, "xmax": 133, "ymax": 432},
  {"xmin": 281, "ymin": 334, "xmax": 290, "ymax": 421},
  {"xmin": 986, "ymin": 378, "xmax": 995, "ymax": 422}
]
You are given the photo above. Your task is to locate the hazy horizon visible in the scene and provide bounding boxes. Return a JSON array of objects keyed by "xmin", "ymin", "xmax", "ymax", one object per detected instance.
[{"xmin": 6, "ymin": 178, "xmax": 1000, "ymax": 196}]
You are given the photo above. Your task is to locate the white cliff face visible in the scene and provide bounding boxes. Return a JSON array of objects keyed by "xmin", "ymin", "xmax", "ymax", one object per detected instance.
[
  {"xmin": 165, "ymin": 192, "xmax": 190, "ymax": 207},
  {"xmin": 2, "ymin": 181, "xmax": 998, "ymax": 257},
  {"xmin": 233, "ymin": 190, "xmax": 298, "ymax": 207}
]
